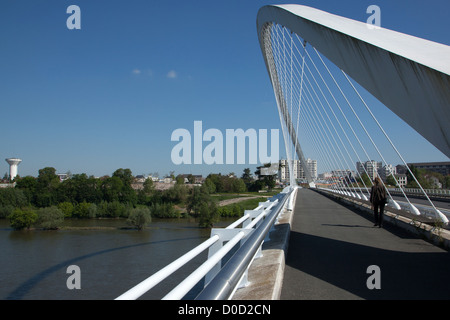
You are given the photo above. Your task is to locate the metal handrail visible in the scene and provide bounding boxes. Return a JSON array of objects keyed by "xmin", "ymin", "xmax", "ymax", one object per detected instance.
[
  {"xmin": 195, "ymin": 189, "xmax": 293, "ymax": 300},
  {"xmin": 115, "ymin": 195, "xmax": 284, "ymax": 300},
  {"xmin": 115, "ymin": 235, "xmax": 220, "ymax": 300},
  {"xmin": 162, "ymin": 199, "xmax": 280, "ymax": 300}
]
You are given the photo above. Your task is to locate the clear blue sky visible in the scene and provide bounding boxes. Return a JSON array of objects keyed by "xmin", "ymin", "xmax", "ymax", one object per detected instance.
[{"xmin": 1, "ymin": 0, "xmax": 449, "ymax": 178}]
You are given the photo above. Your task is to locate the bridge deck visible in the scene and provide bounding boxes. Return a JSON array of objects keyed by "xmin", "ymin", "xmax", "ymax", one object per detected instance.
[{"xmin": 281, "ymin": 188, "xmax": 450, "ymax": 300}]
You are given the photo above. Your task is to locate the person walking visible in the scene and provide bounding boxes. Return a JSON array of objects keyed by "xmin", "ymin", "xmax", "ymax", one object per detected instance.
[{"xmin": 370, "ymin": 177, "xmax": 387, "ymax": 228}]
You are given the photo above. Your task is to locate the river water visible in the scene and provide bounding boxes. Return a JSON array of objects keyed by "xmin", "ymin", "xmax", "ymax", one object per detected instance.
[{"xmin": 0, "ymin": 217, "xmax": 232, "ymax": 300}]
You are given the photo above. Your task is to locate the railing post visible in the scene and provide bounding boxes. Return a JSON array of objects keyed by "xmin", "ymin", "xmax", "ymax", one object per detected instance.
[{"xmin": 204, "ymin": 228, "xmax": 253, "ymax": 287}]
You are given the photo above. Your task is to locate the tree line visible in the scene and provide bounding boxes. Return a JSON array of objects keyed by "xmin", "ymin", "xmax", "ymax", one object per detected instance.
[{"xmin": 0, "ymin": 167, "xmax": 275, "ymax": 230}]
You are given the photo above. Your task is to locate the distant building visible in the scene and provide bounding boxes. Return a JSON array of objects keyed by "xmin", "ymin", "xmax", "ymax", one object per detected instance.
[
  {"xmin": 57, "ymin": 173, "xmax": 69, "ymax": 182},
  {"xmin": 279, "ymin": 158, "xmax": 317, "ymax": 182},
  {"xmin": 408, "ymin": 161, "xmax": 450, "ymax": 176},
  {"xmin": 379, "ymin": 164, "xmax": 397, "ymax": 181},
  {"xmin": 135, "ymin": 175, "xmax": 146, "ymax": 183},
  {"xmin": 178, "ymin": 174, "xmax": 203, "ymax": 184},
  {"xmin": 318, "ymin": 172, "xmax": 333, "ymax": 180},
  {"xmin": 331, "ymin": 169, "xmax": 355, "ymax": 178},
  {"xmin": 356, "ymin": 160, "xmax": 382, "ymax": 180},
  {"xmin": 395, "ymin": 174, "xmax": 407, "ymax": 188},
  {"xmin": 396, "ymin": 165, "xmax": 407, "ymax": 175}
]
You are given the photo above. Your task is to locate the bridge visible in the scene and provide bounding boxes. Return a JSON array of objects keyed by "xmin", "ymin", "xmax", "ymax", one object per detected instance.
[{"xmin": 116, "ymin": 5, "xmax": 450, "ymax": 300}]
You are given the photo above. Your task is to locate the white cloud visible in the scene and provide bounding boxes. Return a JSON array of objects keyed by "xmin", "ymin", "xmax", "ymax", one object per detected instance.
[
  {"xmin": 167, "ymin": 70, "xmax": 177, "ymax": 79},
  {"xmin": 132, "ymin": 69, "xmax": 141, "ymax": 75}
]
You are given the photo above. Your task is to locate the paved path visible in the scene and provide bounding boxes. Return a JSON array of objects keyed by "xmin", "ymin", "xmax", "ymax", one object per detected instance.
[{"xmin": 281, "ymin": 188, "xmax": 450, "ymax": 300}]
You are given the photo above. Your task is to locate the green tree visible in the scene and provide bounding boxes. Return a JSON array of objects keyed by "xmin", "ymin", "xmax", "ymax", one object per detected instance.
[
  {"xmin": 202, "ymin": 178, "xmax": 216, "ymax": 194},
  {"xmin": 35, "ymin": 167, "xmax": 60, "ymax": 207},
  {"xmin": 187, "ymin": 186, "xmax": 212, "ymax": 216},
  {"xmin": 406, "ymin": 165, "xmax": 423, "ymax": 188},
  {"xmin": 232, "ymin": 204, "xmax": 242, "ymax": 217},
  {"xmin": 242, "ymin": 168, "xmax": 252, "ymax": 186},
  {"xmin": 112, "ymin": 168, "xmax": 134, "ymax": 186},
  {"xmin": 58, "ymin": 201, "xmax": 74, "ymax": 218},
  {"xmin": 249, "ymin": 179, "xmax": 265, "ymax": 192},
  {"xmin": 88, "ymin": 203, "xmax": 97, "ymax": 218},
  {"xmin": 73, "ymin": 201, "xmax": 92, "ymax": 218},
  {"xmin": 143, "ymin": 178, "xmax": 154, "ymax": 194},
  {"xmin": 198, "ymin": 201, "xmax": 220, "ymax": 228},
  {"xmin": 15, "ymin": 176, "xmax": 37, "ymax": 204},
  {"xmin": 206, "ymin": 174, "xmax": 224, "ymax": 193},
  {"xmin": 386, "ymin": 174, "xmax": 397, "ymax": 187},
  {"xmin": 357, "ymin": 173, "xmax": 372, "ymax": 187},
  {"xmin": 59, "ymin": 174, "xmax": 102, "ymax": 204},
  {"xmin": 112, "ymin": 168, "xmax": 137, "ymax": 205},
  {"xmin": 443, "ymin": 176, "xmax": 450, "ymax": 189},
  {"xmin": 8, "ymin": 207, "xmax": 38, "ymax": 230},
  {"xmin": 0, "ymin": 205, "xmax": 14, "ymax": 219},
  {"xmin": 127, "ymin": 207, "xmax": 151, "ymax": 230},
  {"xmin": 231, "ymin": 178, "xmax": 246, "ymax": 193},
  {"xmin": 162, "ymin": 184, "xmax": 188, "ymax": 204},
  {"xmin": 107, "ymin": 201, "xmax": 128, "ymax": 218},
  {"xmin": 37, "ymin": 206, "xmax": 64, "ymax": 230},
  {"xmin": 186, "ymin": 186, "xmax": 220, "ymax": 227},
  {"xmin": 0, "ymin": 188, "xmax": 28, "ymax": 208},
  {"xmin": 101, "ymin": 176, "xmax": 123, "ymax": 203},
  {"xmin": 253, "ymin": 163, "xmax": 277, "ymax": 191},
  {"xmin": 149, "ymin": 202, "xmax": 180, "ymax": 218}
]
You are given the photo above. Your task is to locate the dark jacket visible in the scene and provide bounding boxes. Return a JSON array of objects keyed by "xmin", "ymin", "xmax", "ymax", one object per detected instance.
[{"xmin": 370, "ymin": 184, "xmax": 386, "ymax": 205}]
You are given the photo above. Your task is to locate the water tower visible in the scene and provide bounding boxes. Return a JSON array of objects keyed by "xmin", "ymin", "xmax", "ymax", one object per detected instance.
[{"xmin": 5, "ymin": 158, "xmax": 22, "ymax": 180}]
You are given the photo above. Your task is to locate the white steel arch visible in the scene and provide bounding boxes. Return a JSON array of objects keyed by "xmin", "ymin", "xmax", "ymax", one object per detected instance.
[{"xmin": 257, "ymin": 4, "xmax": 450, "ymax": 159}]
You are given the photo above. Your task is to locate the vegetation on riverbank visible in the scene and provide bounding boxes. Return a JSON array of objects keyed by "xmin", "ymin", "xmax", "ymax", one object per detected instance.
[{"xmin": 0, "ymin": 167, "xmax": 279, "ymax": 230}]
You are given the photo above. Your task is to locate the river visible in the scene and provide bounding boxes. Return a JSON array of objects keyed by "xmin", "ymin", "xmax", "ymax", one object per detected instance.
[{"xmin": 0, "ymin": 217, "xmax": 233, "ymax": 300}]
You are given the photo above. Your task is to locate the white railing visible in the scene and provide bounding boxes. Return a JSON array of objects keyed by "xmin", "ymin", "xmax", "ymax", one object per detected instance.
[
  {"xmin": 316, "ymin": 186, "xmax": 449, "ymax": 225},
  {"xmin": 389, "ymin": 188, "xmax": 450, "ymax": 197},
  {"xmin": 115, "ymin": 187, "xmax": 295, "ymax": 300},
  {"xmin": 327, "ymin": 186, "xmax": 450, "ymax": 197}
]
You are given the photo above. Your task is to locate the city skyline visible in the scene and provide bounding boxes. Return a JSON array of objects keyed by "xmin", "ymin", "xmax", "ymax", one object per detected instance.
[{"xmin": 1, "ymin": 0, "xmax": 449, "ymax": 179}]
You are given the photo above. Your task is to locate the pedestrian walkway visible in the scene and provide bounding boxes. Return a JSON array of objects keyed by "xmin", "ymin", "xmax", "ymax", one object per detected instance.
[{"xmin": 281, "ymin": 188, "xmax": 450, "ymax": 300}]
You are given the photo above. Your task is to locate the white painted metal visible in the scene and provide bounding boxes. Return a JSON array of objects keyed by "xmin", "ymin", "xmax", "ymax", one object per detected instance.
[
  {"xmin": 258, "ymin": 4, "xmax": 449, "ymax": 224},
  {"xmin": 162, "ymin": 230, "xmax": 246, "ymax": 300},
  {"xmin": 115, "ymin": 235, "xmax": 220, "ymax": 300},
  {"xmin": 162, "ymin": 199, "xmax": 280, "ymax": 300},
  {"xmin": 257, "ymin": 5, "xmax": 450, "ymax": 158},
  {"xmin": 116, "ymin": 195, "xmax": 283, "ymax": 300}
]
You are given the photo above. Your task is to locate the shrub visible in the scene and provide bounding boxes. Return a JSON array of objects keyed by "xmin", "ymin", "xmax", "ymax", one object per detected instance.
[
  {"xmin": 8, "ymin": 207, "xmax": 38, "ymax": 230},
  {"xmin": 37, "ymin": 206, "xmax": 64, "ymax": 230},
  {"xmin": 149, "ymin": 202, "xmax": 181, "ymax": 218},
  {"xmin": 198, "ymin": 201, "xmax": 220, "ymax": 228},
  {"xmin": 127, "ymin": 207, "xmax": 151, "ymax": 230},
  {"xmin": 0, "ymin": 204, "xmax": 14, "ymax": 219},
  {"xmin": 58, "ymin": 202, "xmax": 74, "ymax": 218},
  {"xmin": 73, "ymin": 201, "xmax": 91, "ymax": 218},
  {"xmin": 107, "ymin": 201, "xmax": 128, "ymax": 218},
  {"xmin": 88, "ymin": 203, "xmax": 97, "ymax": 218}
]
